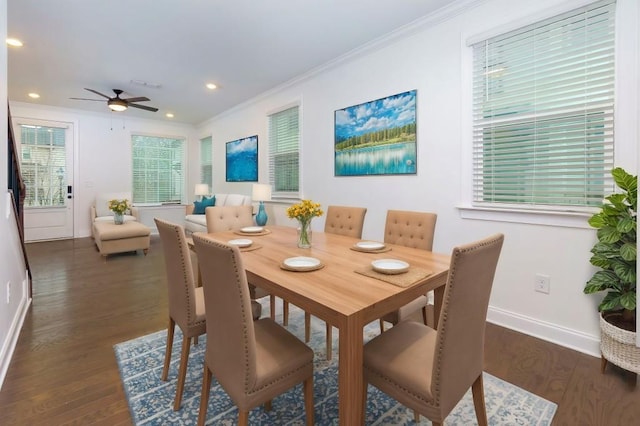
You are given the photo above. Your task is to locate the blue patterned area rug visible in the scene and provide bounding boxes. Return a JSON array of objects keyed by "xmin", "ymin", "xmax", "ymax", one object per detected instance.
[{"xmin": 114, "ymin": 300, "xmax": 557, "ymax": 425}]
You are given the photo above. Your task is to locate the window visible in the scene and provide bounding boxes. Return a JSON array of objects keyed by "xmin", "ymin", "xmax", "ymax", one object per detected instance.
[
  {"xmin": 132, "ymin": 134, "xmax": 185, "ymax": 204},
  {"xmin": 200, "ymin": 136, "xmax": 213, "ymax": 187},
  {"xmin": 471, "ymin": 0, "xmax": 615, "ymax": 211},
  {"xmin": 20, "ymin": 124, "xmax": 67, "ymax": 207},
  {"xmin": 268, "ymin": 105, "xmax": 300, "ymax": 197}
]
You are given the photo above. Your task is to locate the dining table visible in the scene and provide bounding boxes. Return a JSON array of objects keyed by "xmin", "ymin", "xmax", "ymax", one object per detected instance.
[{"xmin": 202, "ymin": 225, "xmax": 450, "ymax": 425}]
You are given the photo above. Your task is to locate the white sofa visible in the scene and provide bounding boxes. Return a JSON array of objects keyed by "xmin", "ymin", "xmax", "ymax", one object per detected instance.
[{"xmin": 184, "ymin": 193, "xmax": 252, "ymax": 233}]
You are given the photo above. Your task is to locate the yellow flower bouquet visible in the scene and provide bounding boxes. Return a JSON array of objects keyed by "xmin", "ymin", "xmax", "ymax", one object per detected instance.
[
  {"xmin": 286, "ymin": 200, "xmax": 323, "ymax": 248},
  {"xmin": 108, "ymin": 199, "xmax": 130, "ymax": 224}
]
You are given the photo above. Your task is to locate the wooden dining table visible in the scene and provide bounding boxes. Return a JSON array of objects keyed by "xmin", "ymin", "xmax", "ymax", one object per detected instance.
[{"xmin": 202, "ymin": 225, "xmax": 450, "ymax": 425}]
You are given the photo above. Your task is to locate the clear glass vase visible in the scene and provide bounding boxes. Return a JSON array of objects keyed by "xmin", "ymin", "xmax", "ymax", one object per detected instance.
[
  {"xmin": 114, "ymin": 212, "xmax": 124, "ymax": 225},
  {"xmin": 297, "ymin": 219, "xmax": 312, "ymax": 248}
]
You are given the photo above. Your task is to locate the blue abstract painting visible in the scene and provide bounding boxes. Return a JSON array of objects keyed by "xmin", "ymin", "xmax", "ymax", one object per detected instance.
[
  {"xmin": 226, "ymin": 135, "xmax": 258, "ymax": 182},
  {"xmin": 335, "ymin": 90, "xmax": 417, "ymax": 176}
]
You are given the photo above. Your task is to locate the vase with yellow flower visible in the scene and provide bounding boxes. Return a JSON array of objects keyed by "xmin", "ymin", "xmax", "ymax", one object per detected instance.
[
  {"xmin": 108, "ymin": 199, "xmax": 130, "ymax": 225},
  {"xmin": 286, "ymin": 199, "xmax": 323, "ymax": 248}
]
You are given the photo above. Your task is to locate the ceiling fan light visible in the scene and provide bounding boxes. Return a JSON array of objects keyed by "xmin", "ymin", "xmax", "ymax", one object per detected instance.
[{"xmin": 108, "ymin": 99, "xmax": 127, "ymax": 112}]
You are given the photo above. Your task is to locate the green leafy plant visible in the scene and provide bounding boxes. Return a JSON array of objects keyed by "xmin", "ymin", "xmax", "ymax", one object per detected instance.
[{"xmin": 584, "ymin": 167, "xmax": 637, "ymax": 317}]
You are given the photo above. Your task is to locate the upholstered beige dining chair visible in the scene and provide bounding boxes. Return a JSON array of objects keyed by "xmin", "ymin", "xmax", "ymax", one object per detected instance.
[
  {"xmin": 155, "ymin": 218, "xmax": 207, "ymax": 411},
  {"xmin": 155, "ymin": 218, "xmax": 262, "ymax": 411},
  {"xmin": 379, "ymin": 210, "xmax": 437, "ymax": 332},
  {"xmin": 205, "ymin": 205, "xmax": 277, "ymax": 320},
  {"xmin": 363, "ymin": 233, "xmax": 504, "ymax": 425},
  {"xmin": 284, "ymin": 205, "xmax": 367, "ymax": 360},
  {"xmin": 192, "ymin": 234, "xmax": 315, "ymax": 426}
]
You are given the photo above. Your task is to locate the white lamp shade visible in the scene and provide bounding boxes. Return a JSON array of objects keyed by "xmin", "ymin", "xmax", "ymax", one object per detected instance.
[
  {"xmin": 194, "ymin": 183, "xmax": 209, "ymax": 196},
  {"xmin": 252, "ymin": 183, "xmax": 272, "ymax": 201}
]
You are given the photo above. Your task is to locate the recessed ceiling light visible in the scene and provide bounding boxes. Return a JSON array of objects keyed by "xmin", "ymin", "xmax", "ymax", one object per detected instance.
[
  {"xmin": 6, "ymin": 38, "xmax": 23, "ymax": 47},
  {"xmin": 206, "ymin": 83, "xmax": 217, "ymax": 90},
  {"xmin": 28, "ymin": 92, "xmax": 40, "ymax": 99},
  {"xmin": 165, "ymin": 113, "xmax": 174, "ymax": 118}
]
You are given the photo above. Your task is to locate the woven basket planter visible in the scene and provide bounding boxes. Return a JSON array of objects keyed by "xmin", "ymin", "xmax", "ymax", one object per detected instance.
[{"xmin": 600, "ymin": 312, "xmax": 640, "ymax": 374}]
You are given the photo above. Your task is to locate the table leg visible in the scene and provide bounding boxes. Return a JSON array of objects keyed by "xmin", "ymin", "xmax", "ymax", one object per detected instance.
[
  {"xmin": 338, "ymin": 314, "xmax": 364, "ymax": 425},
  {"xmin": 433, "ymin": 286, "xmax": 445, "ymax": 329}
]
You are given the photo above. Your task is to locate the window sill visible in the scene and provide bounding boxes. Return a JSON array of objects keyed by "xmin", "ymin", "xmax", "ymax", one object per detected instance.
[{"xmin": 457, "ymin": 205, "xmax": 594, "ymax": 229}]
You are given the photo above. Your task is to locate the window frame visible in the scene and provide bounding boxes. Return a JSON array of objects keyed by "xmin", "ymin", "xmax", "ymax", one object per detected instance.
[
  {"xmin": 267, "ymin": 102, "xmax": 302, "ymax": 200},
  {"xmin": 458, "ymin": 0, "xmax": 634, "ymax": 229}
]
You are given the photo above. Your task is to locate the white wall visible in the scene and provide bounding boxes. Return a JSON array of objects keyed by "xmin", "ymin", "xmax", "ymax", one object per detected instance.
[
  {"xmin": 195, "ymin": 0, "xmax": 639, "ymax": 356},
  {"xmin": 9, "ymin": 102, "xmax": 196, "ymax": 238},
  {"xmin": 1, "ymin": 0, "xmax": 31, "ymax": 389}
]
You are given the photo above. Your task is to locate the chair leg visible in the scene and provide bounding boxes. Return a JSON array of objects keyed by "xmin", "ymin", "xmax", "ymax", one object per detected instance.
[
  {"xmin": 238, "ymin": 410, "xmax": 249, "ymax": 426},
  {"xmin": 413, "ymin": 410, "xmax": 420, "ymax": 423},
  {"xmin": 304, "ymin": 312, "xmax": 311, "ymax": 342},
  {"xmin": 362, "ymin": 380, "xmax": 368, "ymax": 421},
  {"xmin": 304, "ymin": 376, "xmax": 315, "ymax": 426},
  {"xmin": 421, "ymin": 305, "xmax": 428, "ymax": 325},
  {"xmin": 161, "ymin": 317, "xmax": 175, "ymax": 381},
  {"xmin": 601, "ymin": 355, "xmax": 608, "ymax": 373},
  {"xmin": 379, "ymin": 319, "xmax": 385, "ymax": 333},
  {"xmin": 173, "ymin": 336, "xmax": 192, "ymax": 411},
  {"xmin": 283, "ymin": 301, "xmax": 289, "ymax": 326},
  {"xmin": 269, "ymin": 294, "xmax": 276, "ymax": 321},
  {"xmin": 471, "ymin": 373, "xmax": 488, "ymax": 426},
  {"xmin": 264, "ymin": 400, "xmax": 272, "ymax": 411},
  {"xmin": 326, "ymin": 323, "xmax": 332, "ymax": 360},
  {"xmin": 197, "ymin": 363, "xmax": 212, "ymax": 426}
]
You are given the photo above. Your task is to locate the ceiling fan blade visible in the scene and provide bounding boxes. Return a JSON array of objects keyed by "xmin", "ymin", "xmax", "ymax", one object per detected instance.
[
  {"xmin": 84, "ymin": 88, "xmax": 111, "ymax": 99},
  {"xmin": 129, "ymin": 103, "xmax": 158, "ymax": 112},
  {"xmin": 122, "ymin": 96, "xmax": 150, "ymax": 103},
  {"xmin": 70, "ymin": 97, "xmax": 104, "ymax": 101}
]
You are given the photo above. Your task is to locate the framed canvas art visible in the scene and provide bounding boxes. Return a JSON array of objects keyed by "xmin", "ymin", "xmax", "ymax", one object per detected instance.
[
  {"xmin": 334, "ymin": 90, "xmax": 417, "ymax": 176},
  {"xmin": 226, "ymin": 135, "xmax": 258, "ymax": 182}
]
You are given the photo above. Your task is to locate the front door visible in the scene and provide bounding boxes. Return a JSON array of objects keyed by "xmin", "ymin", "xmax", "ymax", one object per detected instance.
[{"xmin": 14, "ymin": 118, "xmax": 74, "ymax": 241}]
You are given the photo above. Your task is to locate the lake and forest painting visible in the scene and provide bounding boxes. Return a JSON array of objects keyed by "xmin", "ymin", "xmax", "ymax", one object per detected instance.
[
  {"xmin": 226, "ymin": 135, "xmax": 258, "ymax": 182},
  {"xmin": 334, "ymin": 90, "xmax": 417, "ymax": 176}
]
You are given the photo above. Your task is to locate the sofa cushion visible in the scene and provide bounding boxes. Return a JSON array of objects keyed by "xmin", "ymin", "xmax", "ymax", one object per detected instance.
[
  {"xmin": 193, "ymin": 195, "xmax": 216, "ymax": 214},
  {"xmin": 225, "ymin": 193, "xmax": 247, "ymax": 206}
]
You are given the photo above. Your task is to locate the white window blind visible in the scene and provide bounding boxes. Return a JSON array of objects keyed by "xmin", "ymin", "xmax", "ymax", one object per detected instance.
[
  {"xmin": 268, "ymin": 105, "xmax": 300, "ymax": 197},
  {"xmin": 471, "ymin": 0, "xmax": 615, "ymax": 210},
  {"xmin": 200, "ymin": 136, "xmax": 213, "ymax": 187},
  {"xmin": 20, "ymin": 125, "xmax": 67, "ymax": 207},
  {"xmin": 132, "ymin": 134, "xmax": 185, "ymax": 204}
]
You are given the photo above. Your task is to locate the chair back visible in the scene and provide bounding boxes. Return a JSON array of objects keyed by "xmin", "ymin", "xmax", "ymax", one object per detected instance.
[
  {"xmin": 205, "ymin": 205, "xmax": 254, "ymax": 232},
  {"xmin": 432, "ymin": 233, "xmax": 504, "ymax": 414},
  {"xmin": 154, "ymin": 219, "xmax": 198, "ymax": 328},
  {"xmin": 384, "ymin": 210, "xmax": 437, "ymax": 250},
  {"xmin": 192, "ymin": 234, "xmax": 258, "ymax": 400},
  {"xmin": 324, "ymin": 205, "xmax": 367, "ymax": 238}
]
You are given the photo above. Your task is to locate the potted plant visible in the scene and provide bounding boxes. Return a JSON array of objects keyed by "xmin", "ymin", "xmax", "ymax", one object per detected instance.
[{"xmin": 584, "ymin": 167, "xmax": 637, "ymax": 374}]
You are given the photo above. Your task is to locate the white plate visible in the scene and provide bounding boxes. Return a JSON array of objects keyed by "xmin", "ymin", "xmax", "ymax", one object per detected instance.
[
  {"xmin": 356, "ymin": 241, "xmax": 385, "ymax": 250},
  {"xmin": 228, "ymin": 239, "xmax": 252, "ymax": 248},
  {"xmin": 240, "ymin": 226, "xmax": 264, "ymax": 233},
  {"xmin": 371, "ymin": 259, "xmax": 410, "ymax": 275},
  {"xmin": 283, "ymin": 256, "xmax": 321, "ymax": 269}
]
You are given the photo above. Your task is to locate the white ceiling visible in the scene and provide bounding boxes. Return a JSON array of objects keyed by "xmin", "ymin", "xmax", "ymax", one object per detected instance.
[{"xmin": 7, "ymin": 0, "xmax": 459, "ymax": 125}]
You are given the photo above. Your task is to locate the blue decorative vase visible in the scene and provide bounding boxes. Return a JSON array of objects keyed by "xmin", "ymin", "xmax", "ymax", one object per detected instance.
[{"xmin": 256, "ymin": 201, "xmax": 268, "ymax": 226}]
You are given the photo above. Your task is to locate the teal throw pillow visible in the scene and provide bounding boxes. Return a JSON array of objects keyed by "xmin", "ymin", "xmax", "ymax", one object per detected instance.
[{"xmin": 193, "ymin": 195, "xmax": 216, "ymax": 214}]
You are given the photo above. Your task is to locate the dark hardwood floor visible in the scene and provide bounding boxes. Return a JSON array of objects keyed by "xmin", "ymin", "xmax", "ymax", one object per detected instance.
[{"xmin": 0, "ymin": 236, "xmax": 637, "ymax": 425}]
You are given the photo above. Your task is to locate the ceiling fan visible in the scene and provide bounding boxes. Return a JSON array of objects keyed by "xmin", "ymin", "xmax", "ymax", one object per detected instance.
[{"xmin": 70, "ymin": 88, "xmax": 159, "ymax": 112}]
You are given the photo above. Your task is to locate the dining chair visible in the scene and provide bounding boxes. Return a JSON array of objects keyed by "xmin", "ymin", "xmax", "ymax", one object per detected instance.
[
  {"xmin": 154, "ymin": 218, "xmax": 207, "ymax": 411},
  {"xmin": 379, "ymin": 209, "xmax": 437, "ymax": 332},
  {"xmin": 284, "ymin": 205, "xmax": 367, "ymax": 360},
  {"xmin": 206, "ymin": 205, "xmax": 277, "ymax": 320},
  {"xmin": 363, "ymin": 233, "xmax": 504, "ymax": 425},
  {"xmin": 192, "ymin": 234, "xmax": 315, "ymax": 426}
]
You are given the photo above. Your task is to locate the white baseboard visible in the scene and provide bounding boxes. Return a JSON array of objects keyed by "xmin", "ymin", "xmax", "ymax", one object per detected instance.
[
  {"xmin": 0, "ymin": 296, "xmax": 32, "ymax": 390},
  {"xmin": 487, "ymin": 305, "xmax": 601, "ymax": 358}
]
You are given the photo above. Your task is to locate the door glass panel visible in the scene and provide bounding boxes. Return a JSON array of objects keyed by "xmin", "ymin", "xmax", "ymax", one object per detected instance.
[{"xmin": 20, "ymin": 125, "xmax": 67, "ymax": 207}]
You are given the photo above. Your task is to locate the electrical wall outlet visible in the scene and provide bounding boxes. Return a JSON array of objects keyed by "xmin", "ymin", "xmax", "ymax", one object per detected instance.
[{"xmin": 534, "ymin": 274, "xmax": 550, "ymax": 294}]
